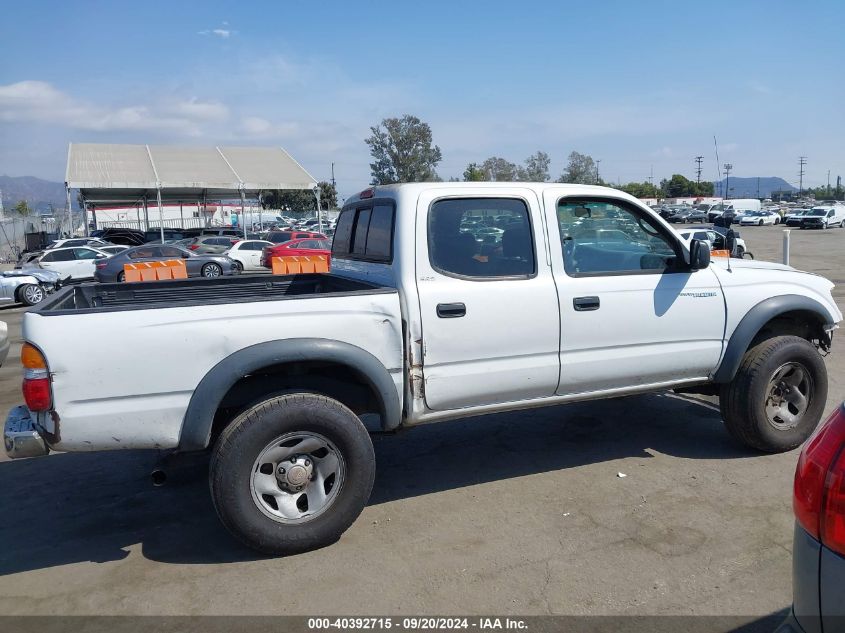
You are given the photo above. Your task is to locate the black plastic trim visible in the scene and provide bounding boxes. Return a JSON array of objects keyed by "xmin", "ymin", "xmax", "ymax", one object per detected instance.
[
  {"xmin": 178, "ymin": 338, "xmax": 402, "ymax": 450},
  {"xmin": 712, "ymin": 294, "xmax": 836, "ymax": 383}
]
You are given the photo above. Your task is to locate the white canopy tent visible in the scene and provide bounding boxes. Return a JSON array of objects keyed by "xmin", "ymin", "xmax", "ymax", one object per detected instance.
[{"xmin": 65, "ymin": 143, "xmax": 320, "ymax": 240}]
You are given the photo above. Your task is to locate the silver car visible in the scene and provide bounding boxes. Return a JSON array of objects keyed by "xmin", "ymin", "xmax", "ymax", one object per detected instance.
[{"xmin": 0, "ymin": 269, "xmax": 63, "ymax": 306}]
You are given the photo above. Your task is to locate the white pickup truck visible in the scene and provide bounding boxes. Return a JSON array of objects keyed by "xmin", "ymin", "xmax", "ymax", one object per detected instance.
[{"xmin": 5, "ymin": 183, "xmax": 840, "ymax": 554}]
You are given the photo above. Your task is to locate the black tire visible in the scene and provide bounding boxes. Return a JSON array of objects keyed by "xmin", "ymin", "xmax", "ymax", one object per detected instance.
[
  {"xmin": 202, "ymin": 263, "xmax": 223, "ymax": 278},
  {"xmin": 117, "ymin": 271, "xmax": 125, "ymax": 283},
  {"xmin": 17, "ymin": 283, "xmax": 44, "ymax": 306},
  {"xmin": 758, "ymin": 219, "xmax": 763, "ymax": 226},
  {"xmin": 210, "ymin": 393, "xmax": 375, "ymax": 555},
  {"xmin": 233, "ymin": 260, "xmax": 244, "ymax": 273},
  {"xmin": 719, "ymin": 336, "xmax": 828, "ymax": 453}
]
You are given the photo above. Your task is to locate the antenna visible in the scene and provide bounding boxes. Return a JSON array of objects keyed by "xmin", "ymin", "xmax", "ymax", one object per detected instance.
[
  {"xmin": 694, "ymin": 156, "xmax": 703, "ymax": 183},
  {"xmin": 713, "ymin": 136, "xmax": 722, "ymax": 197},
  {"xmin": 798, "ymin": 156, "xmax": 807, "ymax": 194}
]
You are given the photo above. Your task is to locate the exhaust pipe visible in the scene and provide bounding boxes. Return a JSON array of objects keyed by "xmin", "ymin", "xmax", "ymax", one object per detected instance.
[{"xmin": 150, "ymin": 469, "xmax": 167, "ymax": 487}]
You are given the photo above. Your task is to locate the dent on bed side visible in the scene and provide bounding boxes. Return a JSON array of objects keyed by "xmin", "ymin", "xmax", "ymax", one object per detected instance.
[{"xmin": 177, "ymin": 338, "xmax": 402, "ymax": 451}]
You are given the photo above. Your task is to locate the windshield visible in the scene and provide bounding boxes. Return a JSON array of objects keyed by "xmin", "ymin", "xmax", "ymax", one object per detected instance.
[{"xmin": 809, "ymin": 209, "xmax": 826, "ymax": 216}]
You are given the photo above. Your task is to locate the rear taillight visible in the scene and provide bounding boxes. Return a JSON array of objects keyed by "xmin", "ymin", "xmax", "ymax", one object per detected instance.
[
  {"xmin": 96, "ymin": 262, "xmax": 107, "ymax": 269},
  {"xmin": 189, "ymin": 244, "xmax": 199, "ymax": 250},
  {"xmin": 822, "ymin": 444, "xmax": 845, "ymax": 556},
  {"xmin": 794, "ymin": 405, "xmax": 845, "ymax": 553},
  {"xmin": 21, "ymin": 342, "xmax": 51, "ymax": 412}
]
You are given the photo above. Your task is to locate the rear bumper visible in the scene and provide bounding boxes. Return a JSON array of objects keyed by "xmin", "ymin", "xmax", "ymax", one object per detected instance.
[{"xmin": 3, "ymin": 405, "xmax": 49, "ymax": 459}]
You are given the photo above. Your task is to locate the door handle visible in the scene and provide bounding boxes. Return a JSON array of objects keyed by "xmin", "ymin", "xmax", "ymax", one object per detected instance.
[
  {"xmin": 437, "ymin": 302, "xmax": 466, "ymax": 318},
  {"xmin": 573, "ymin": 296, "xmax": 600, "ymax": 311}
]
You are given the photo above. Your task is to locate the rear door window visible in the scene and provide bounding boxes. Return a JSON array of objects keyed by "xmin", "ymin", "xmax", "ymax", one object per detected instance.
[
  {"xmin": 42, "ymin": 250, "xmax": 74, "ymax": 262},
  {"xmin": 333, "ymin": 202, "xmax": 395, "ymax": 262}
]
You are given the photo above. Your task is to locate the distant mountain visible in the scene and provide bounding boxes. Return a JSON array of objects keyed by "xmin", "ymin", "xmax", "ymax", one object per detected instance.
[
  {"xmin": 714, "ymin": 176, "xmax": 796, "ymax": 199},
  {"xmin": 0, "ymin": 175, "xmax": 74, "ymax": 213}
]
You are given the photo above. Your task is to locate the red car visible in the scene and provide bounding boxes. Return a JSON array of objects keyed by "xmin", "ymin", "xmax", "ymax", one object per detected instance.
[{"xmin": 261, "ymin": 237, "xmax": 332, "ymax": 269}]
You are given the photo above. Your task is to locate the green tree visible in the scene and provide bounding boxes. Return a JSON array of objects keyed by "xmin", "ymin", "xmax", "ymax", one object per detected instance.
[
  {"xmin": 366, "ymin": 115, "xmax": 442, "ymax": 184},
  {"xmin": 317, "ymin": 181, "xmax": 338, "ymax": 209},
  {"xmin": 613, "ymin": 181, "xmax": 661, "ymax": 199},
  {"xmin": 557, "ymin": 151, "xmax": 599, "ymax": 184},
  {"xmin": 521, "ymin": 151, "xmax": 551, "ymax": 182},
  {"xmin": 13, "ymin": 200, "xmax": 32, "ymax": 217},
  {"xmin": 261, "ymin": 181, "xmax": 337, "ymax": 212},
  {"xmin": 261, "ymin": 189, "xmax": 315, "ymax": 213},
  {"xmin": 463, "ymin": 162, "xmax": 486, "ymax": 181},
  {"xmin": 481, "ymin": 156, "xmax": 519, "ymax": 181}
]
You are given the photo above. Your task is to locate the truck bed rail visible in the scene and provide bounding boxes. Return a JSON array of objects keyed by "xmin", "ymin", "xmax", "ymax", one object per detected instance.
[{"xmin": 33, "ymin": 273, "xmax": 394, "ymax": 315}]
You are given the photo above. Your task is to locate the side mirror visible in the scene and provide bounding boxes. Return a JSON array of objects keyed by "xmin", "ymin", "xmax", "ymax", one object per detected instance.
[{"xmin": 689, "ymin": 238, "xmax": 711, "ymax": 270}]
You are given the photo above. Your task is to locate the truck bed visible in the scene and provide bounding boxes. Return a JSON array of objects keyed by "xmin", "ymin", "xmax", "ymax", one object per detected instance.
[{"xmin": 33, "ymin": 273, "xmax": 394, "ymax": 315}]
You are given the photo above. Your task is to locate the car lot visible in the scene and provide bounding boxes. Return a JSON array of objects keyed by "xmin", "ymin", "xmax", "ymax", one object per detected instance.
[{"xmin": 0, "ymin": 223, "xmax": 843, "ymax": 622}]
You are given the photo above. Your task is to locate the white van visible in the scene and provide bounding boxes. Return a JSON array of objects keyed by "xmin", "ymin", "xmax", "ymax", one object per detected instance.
[{"xmin": 800, "ymin": 205, "xmax": 845, "ymax": 229}]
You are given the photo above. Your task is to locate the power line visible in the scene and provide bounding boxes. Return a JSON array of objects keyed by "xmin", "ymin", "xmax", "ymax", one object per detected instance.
[
  {"xmin": 798, "ymin": 156, "xmax": 807, "ymax": 194},
  {"xmin": 694, "ymin": 156, "xmax": 703, "ymax": 183}
]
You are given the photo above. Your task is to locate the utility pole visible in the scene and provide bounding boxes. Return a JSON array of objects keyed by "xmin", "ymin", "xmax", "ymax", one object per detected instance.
[
  {"xmin": 756, "ymin": 177, "xmax": 760, "ymax": 199},
  {"xmin": 724, "ymin": 163, "xmax": 733, "ymax": 200},
  {"xmin": 694, "ymin": 156, "xmax": 703, "ymax": 183},
  {"xmin": 595, "ymin": 159, "xmax": 602, "ymax": 184},
  {"xmin": 798, "ymin": 156, "xmax": 807, "ymax": 194},
  {"xmin": 827, "ymin": 170, "xmax": 831, "ymax": 197},
  {"xmin": 331, "ymin": 162, "xmax": 336, "ymax": 191}
]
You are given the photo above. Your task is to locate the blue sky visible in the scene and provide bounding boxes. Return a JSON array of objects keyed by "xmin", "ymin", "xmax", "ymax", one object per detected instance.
[{"xmin": 1, "ymin": 0, "xmax": 843, "ymax": 199}]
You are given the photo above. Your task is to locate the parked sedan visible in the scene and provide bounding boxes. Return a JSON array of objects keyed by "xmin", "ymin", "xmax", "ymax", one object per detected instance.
[
  {"xmin": 778, "ymin": 403, "xmax": 845, "ymax": 633},
  {"xmin": 182, "ymin": 235, "xmax": 240, "ymax": 254},
  {"xmin": 25, "ymin": 246, "xmax": 110, "ymax": 279},
  {"xmin": 261, "ymin": 238, "xmax": 332, "ymax": 269},
  {"xmin": 223, "ymin": 239, "xmax": 274, "ymax": 272},
  {"xmin": 739, "ymin": 210, "xmax": 779, "ymax": 226},
  {"xmin": 93, "ymin": 244, "xmax": 238, "ymax": 282},
  {"xmin": 0, "ymin": 269, "xmax": 63, "ymax": 306}
]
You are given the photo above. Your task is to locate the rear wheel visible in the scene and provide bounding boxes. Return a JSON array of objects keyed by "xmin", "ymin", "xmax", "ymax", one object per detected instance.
[
  {"xmin": 117, "ymin": 271, "xmax": 125, "ymax": 282},
  {"xmin": 17, "ymin": 283, "xmax": 44, "ymax": 306},
  {"xmin": 210, "ymin": 393, "xmax": 375, "ymax": 554},
  {"xmin": 202, "ymin": 263, "xmax": 223, "ymax": 278},
  {"xmin": 719, "ymin": 336, "xmax": 827, "ymax": 452}
]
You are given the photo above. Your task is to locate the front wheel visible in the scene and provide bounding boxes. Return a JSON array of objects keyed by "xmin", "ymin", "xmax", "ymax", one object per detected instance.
[
  {"xmin": 210, "ymin": 393, "xmax": 375, "ymax": 554},
  {"xmin": 202, "ymin": 263, "xmax": 223, "ymax": 278},
  {"xmin": 719, "ymin": 335, "xmax": 827, "ymax": 452},
  {"xmin": 17, "ymin": 283, "xmax": 44, "ymax": 306}
]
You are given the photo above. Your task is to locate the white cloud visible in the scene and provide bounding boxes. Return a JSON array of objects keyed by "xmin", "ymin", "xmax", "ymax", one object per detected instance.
[
  {"xmin": 0, "ymin": 80, "xmax": 229, "ymax": 135},
  {"xmin": 198, "ymin": 26, "xmax": 232, "ymax": 39}
]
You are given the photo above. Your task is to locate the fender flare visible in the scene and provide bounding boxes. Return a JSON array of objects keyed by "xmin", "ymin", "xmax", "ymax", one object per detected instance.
[
  {"xmin": 712, "ymin": 294, "xmax": 836, "ymax": 383},
  {"xmin": 178, "ymin": 338, "xmax": 402, "ymax": 451}
]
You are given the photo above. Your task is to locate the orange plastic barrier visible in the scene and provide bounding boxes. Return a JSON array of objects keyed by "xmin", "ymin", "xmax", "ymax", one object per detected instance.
[
  {"xmin": 271, "ymin": 255, "xmax": 330, "ymax": 275},
  {"xmin": 710, "ymin": 250, "xmax": 730, "ymax": 258},
  {"xmin": 122, "ymin": 259, "xmax": 188, "ymax": 282}
]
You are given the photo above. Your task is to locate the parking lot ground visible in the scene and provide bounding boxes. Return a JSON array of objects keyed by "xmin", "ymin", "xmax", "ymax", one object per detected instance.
[{"xmin": 0, "ymin": 223, "xmax": 842, "ymax": 620}]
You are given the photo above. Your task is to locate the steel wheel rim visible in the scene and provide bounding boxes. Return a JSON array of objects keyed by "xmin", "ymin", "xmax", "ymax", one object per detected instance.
[
  {"xmin": 250, "ymin": 431, "xmax": 345, "ymax": 524},
  {"xmin": 23, "ymin": 285, "xmax": 43, "ymax": 304},
  {"xmin": 203, "ymin": 264, "xmax": 221, "ymax": 277},
  {"xmin": 764, "ymin": 362, "xmax": 813, "ymax": 430}
]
